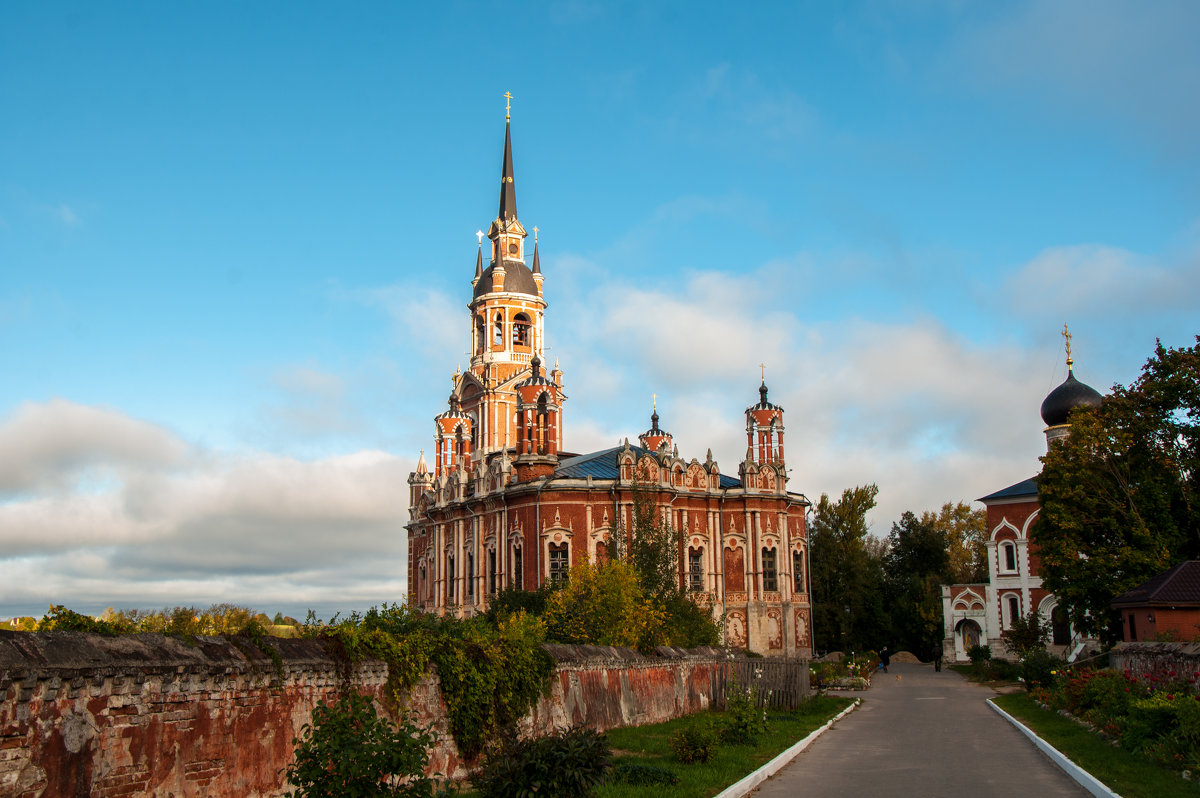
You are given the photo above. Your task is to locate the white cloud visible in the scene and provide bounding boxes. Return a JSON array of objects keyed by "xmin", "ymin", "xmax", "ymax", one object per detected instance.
[{"xmin": 0, "ymin": 400, "xmax": 411, "ymax": 618}]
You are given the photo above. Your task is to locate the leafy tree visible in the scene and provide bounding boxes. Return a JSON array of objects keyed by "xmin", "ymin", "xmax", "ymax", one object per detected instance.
[
  {"xmin": 285, "ymin": 690, "xmax": 441, "ymax": 798},
  {"xmin": 808, "ymin": 485, "xmax": 889, "ymax": 652},
  {"xmin": 1036, "ymin": 338, "xmax": 1200, "ymax": 644},
  {"xmin": 884, "ymin": 511, "xmax": 950, "ymax": 655},
  {"xmin": 925, "ymin": 501, "xmax": 988, "ymax": 583},
  {"xmin": 1002, "ymin": 608, "xmax": 1050, "ymax": 659},
  {"xmin": 543, "ymin": 560, "xmax": 667, "ymax": 651},
  {"xmin": 620, "ymin": 475, "xmax": 682, "ymax": 597}
]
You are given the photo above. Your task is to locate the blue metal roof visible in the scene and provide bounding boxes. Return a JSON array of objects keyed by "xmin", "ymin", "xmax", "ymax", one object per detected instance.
[
  {"xmin": 554, "ymin": 446, "xmax": 740, "ymax": 489},
  {"xmin": 979, "ymin": 475, "xmax": 1038, "ymax": 502}
]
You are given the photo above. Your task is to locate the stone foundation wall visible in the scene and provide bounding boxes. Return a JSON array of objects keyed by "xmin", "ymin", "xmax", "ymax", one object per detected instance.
[
  {"xmin": 1110, "ymin": 641, "xmax": 1200, "ymax": 689},
  {"xmin": 0, "ymin": 632, "xmax": 769, "ymax": 797}
]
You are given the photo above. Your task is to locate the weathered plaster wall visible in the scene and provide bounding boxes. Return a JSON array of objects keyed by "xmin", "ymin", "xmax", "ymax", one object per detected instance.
[
  {"xmin": 0, "ymin": 633, "xmax": 769, "ymax": 797},
  {"xmin": 1110, "ymin": 641, "xmax": 1200, "ymax": 689}
]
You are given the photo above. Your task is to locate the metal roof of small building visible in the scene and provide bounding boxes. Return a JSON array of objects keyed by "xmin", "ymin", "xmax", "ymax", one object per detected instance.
[
  {"xmin": 978, "ymin": 475, "xmax": 1038, "ymax": 503},
  {"xmin": 1113, "ymin": 561, "xmax": 1200, "ymax": 607}
]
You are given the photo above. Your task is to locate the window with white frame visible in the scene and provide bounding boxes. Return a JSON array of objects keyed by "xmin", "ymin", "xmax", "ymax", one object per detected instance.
[
  {"xmin": 1000, "ymin": 541, "xmax": 1018, "ymax": 573},
  {"xmin": 549, "ymin": 542, "xmax": 569, "ymax": 585}
]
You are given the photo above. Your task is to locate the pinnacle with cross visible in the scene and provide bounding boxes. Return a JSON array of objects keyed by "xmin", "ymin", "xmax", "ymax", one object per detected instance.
[
  {"xmin": 504, "ymin": 91, "xmax": 513, "ymax": 120},
  {"xmin": 1062, "ymin": 324, "xmax": 1073, "ymax": 368},
  {"xmin": 760, "ymin": 363, "xmax": 766, "ymax": 382}
]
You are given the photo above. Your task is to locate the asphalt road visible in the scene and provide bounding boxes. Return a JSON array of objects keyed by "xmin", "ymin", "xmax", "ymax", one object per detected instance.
[{"xmin": 751, "ymin": 662, "xmax": 1091, "ymax": 798}]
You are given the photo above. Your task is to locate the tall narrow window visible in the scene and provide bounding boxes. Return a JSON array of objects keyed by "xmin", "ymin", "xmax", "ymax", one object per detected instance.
[
  {"xmin": 475, "ymin": 317, "xmax": 485, "ymax": 354},
  {"xmin": 447, "ymin": 555, "xmax": 456, "ymax": 602},
  {"xmin": 688, "ymin": 548, "xmax": 704, "ymax": 592},
  {"xmin": 792, "ymin": 550, "xmax": 805, "ymax": 593},
  {"xmin": 467, "ymin": 552, "xmax": 475, "ymax": 599},
  {"xmin": 549, "ymin": 543, "xmax": 569, "ymax": 585},
  {"xmin": 1007, "ymin": 595, "xmax": 1020, "ymax": 628},
  {"xmin": 512, "ymin": 313, "xmax": 531, "ymax": 347},
  {"xmin": 493, "ymin": 312, "xmax": 504, "ymax": 346},
  {"xmin": 512, "ymin": 546, "xmax": 523, "ymax": 590},
  {"xmin": 1003, "ymin": 542, "xmax": 1017, "ymax": 572},
  {"xmin": 536, "ymin": 394, "xmax": 549, "ymax": 454},
  {"xmin": 488, "ymin": 549, "xmax": 497, "ymax": 596},
  {"xmin": 762, "ymin": 548, "xmax": 778, "ymax": 592}
]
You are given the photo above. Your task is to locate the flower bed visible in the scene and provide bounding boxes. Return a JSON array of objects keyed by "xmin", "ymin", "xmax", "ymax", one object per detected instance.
[{"xmin": 1031, "ymin": 665, "xmax": 1200, "ymax": 771}]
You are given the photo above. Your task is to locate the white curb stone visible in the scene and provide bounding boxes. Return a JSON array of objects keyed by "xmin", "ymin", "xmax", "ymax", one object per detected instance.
[{"xmin": 713, "ymin": 699, "xmax": 861, "ymax": 798}]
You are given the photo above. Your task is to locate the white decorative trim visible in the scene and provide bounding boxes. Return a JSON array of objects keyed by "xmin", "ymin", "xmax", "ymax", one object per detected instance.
[{"xmin": 987, "ymin": 700, "xmax": 1119, "ymax": 798}]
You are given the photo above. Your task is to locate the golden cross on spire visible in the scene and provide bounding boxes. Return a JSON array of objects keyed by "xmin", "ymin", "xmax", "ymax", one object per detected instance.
[
  {"xmin": 760, "ymin": 362, "xmax": 766, "ymax": 381},
  {"xmin": 504, "ymin": 91, "xmax": 513, "ymax": 121},
  {"xmin": 476, "ymin": 230, "xmax": 483, "ymax": 245},
  {"xmin": 1062, "ymin": 323, "xmax": 1073, "ymax": 369},
  {"xmin": 652, "ymin": 393, "xmax": 657, "ymax": 412},
  {"xmin": 533, "ymin": 225, "xmax": 539, "ymax": 242}
]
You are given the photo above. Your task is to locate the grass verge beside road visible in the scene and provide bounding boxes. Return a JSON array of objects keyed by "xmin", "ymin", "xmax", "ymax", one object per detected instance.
[
  {"xmin": 596, "ymin": 695, "xmax": 854, "ymax": 798},
  {"xmin": 992, "ymin": 693, "xmax": 1199, "ymax": 798}
]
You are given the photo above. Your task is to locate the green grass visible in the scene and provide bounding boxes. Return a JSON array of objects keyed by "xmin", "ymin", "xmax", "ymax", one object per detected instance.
[
  {"xmin": 993, "ymin": 693, "xmax": 1200, "ymax": 798},
  {"xmin": 594, "ymin": 695, "xmax": 854, "ymax": 798}
]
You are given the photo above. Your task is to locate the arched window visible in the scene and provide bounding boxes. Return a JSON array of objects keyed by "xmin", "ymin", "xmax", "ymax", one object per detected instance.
[
  {"xmin": 467, "ymin": 552, "xmax": 475, "ymax": 599},
  {"xmin": 488, "ymin": 549, "xmax": 498, "ymax": 596},
  {"xmin": 536, "ymin": 393, "xmax": 549, "ymax": 454},
  {"xmin": 549, "ymin": 542, "xmax": 569, "ymax": 585},
  {"xmin": 493, "ymin": 312, "xmax": 504, "ymax": 346},
  {"xmin": 688, "ymin": 547, "xmax": 704, "ymax": 592},
  {"xmin": 512, "ymin": 313, "xmax": 531, "ymax": 347},
  {"xmin": 447, "ymin": 555, "xmax": 456, "ymax": 602},
  {"xmin": 761, "ymin": 547, "xmax": 778, "ymax": 592},
  {"xmin": 1001, "ymin": 542, "xmax": 1018, "ymax": 573},
  {"xmin": 1004, "ymin": 594, "xmax": 1020, "ymax": 628},
  {"xmin": 792, "ymin": 549, "xmax": 805, "ymax": 593},
  {"xmin": 511, "ymin": 545, "xmax": 523, "ymax": 590},
  {"xmin": 475, "ymin": 316, "xmax": 485, "ymax": 354}
]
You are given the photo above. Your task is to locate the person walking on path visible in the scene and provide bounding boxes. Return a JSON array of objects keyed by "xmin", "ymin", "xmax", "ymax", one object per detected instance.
[
  {"xmin": 931, "ymin": 643, "xmax": 943, "ymax": 672},
  {"xmin": 879, "ymin": 645, "xmax": 890, "ymax": 674}
]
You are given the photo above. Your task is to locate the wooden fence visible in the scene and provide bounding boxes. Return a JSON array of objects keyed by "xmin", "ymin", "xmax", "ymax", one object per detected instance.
[{"xmin": 714, "ymin": 657, "xmax": 811, "ymax": 710}]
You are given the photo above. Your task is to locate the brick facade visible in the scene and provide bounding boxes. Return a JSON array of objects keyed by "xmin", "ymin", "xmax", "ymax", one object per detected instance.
[{"xmin": 406, "ymin": 114, "xmax": 812, "ymax": 657}]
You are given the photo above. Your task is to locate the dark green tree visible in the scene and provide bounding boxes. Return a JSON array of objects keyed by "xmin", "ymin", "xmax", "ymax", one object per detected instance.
[
  {"xmin": 1036, "ymin": 337, "xmax": 1200, "ymax": 644},
  {"xmin": 884, "ymin": 511, "xmax": 951, "ymax": 655},
  {"xmin": 285, "ymin": 691, "xmax": 441, "ymax": 798},
  {"xmin": 808, "ymin": 485, "xmax": 889, "ymax": 652}
]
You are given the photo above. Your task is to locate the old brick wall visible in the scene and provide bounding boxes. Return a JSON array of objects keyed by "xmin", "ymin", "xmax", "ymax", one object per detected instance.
[
  {"xmin": 1110, "ymin": 641, "xmax": 1200, "ymax": 689},
  {"xmin": 1, "ymin": 632, "xmax": 797, "ymax": 796}
]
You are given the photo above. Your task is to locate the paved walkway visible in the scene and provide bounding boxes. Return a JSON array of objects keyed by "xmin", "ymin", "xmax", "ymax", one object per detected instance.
[{"xmin": 751, "ymin": 662, "xmax": 1090, "ymax": 798}]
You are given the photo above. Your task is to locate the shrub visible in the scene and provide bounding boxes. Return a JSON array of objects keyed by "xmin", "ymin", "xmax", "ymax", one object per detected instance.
[
  {"xmin": 542, "ymin": 560, "xmax": 667, "ymax": 651},
  {"xmin": 609, "ymin": 762, "xmax": 679, "ymax": 786},
  {"xmin": 669, "ymin": 720, "xmax": 720, "ymax": 763},
  {"xmin": 1019, "ymin": 648, "xmax": 1061, "ymax": 692},
  {"xmin": 284, "ymin": 691, "xmax": 441, "ymax": 798},
  {"xmin": 722, "ymin": 680, "xmax": 768, "ymax": 745},
  {"xmin": 966, "ymin": 644, "xmax": 991, "ymax": 666},
  {"xmin": 474, "ymin": 725, "xmax": 611, "ymax": 798}
]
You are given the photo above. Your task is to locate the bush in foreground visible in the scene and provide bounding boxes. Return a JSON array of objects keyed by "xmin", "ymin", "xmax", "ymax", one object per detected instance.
[{"xmin": 474, "ymin": 725, "xmax": 611, "ymax": 798}]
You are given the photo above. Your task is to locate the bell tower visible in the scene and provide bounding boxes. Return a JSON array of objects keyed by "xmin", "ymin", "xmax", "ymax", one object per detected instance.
[
  {"xmin": 454, "ymin": 95, "xmax": 562, "ymax": 459},
  {"xmin": 746, "ymin": 371, "xmax": 785, "ymax": 468}
]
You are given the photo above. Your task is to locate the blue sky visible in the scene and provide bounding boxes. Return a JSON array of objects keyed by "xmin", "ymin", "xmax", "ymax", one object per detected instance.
[{"xmin": 2, "ymin": 1, "xmax": 1198, "ymax": 620}]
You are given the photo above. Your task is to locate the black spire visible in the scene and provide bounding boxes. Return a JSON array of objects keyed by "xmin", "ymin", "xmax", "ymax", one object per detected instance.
[
  {"xmin": 650, "ymin": 408, "xmax": 660, "ymax": 432},
  {"xmin": 473, "ymin": 241, "xmax": 483, "ymax": 282},
  {"xmin": 532, "ymin": 240, "xmax": 541, "ymax": 275},
  {"xmin": 759, "ymin": 381, "xmax": 769, "ymax": 405},
  {"xmin": 498, "ymin": 120, "xmax": 517, "ymax": 222}
]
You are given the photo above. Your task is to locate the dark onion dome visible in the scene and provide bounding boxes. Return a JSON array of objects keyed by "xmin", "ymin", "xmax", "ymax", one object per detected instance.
[
  {"xmin": 472, "ymin": 259, "xmax": 539, "ymax": 299},
  {"xmin": 747, "ymin": 381, "xmax": 782, "ymax": 412},
  {"xmin": 437, "ymin": 394, "xmax": 471, "ymax": 421},
  {"xmin": 1040, "ymin": 368, "xmax": 1102, "ymax": 427},
  {"xmin": 639, "ymin": 408, "xmax": 671, "ymax": 440},
  {"xmin": 516, "ymin": 354, "xmax": 554, "ymax": 388}
]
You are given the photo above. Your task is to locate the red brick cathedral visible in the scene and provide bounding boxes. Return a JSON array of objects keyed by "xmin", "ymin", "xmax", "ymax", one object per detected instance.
[{"xmin": 406, "ymin": 109, "xmax": 813, "ymax": 657}]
